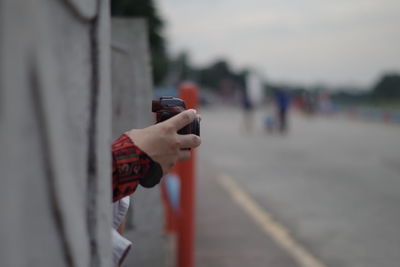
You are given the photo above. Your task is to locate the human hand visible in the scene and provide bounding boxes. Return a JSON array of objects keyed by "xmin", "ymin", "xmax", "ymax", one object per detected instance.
[{"xmin": 125, "ymin": 109, "xmax": 201, "ymax": 175}]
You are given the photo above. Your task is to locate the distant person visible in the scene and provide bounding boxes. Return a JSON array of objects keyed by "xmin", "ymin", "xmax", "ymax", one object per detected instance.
[
  {"xmin": 303, "ymin": 91, "xmax": 317, "ymax": 115},
  {"xmin": 318, "ymin": 91, "xmax": 333, "ymax": 115},
  {"xmin": 262, "ymin": 98, "xmax": 277, "ymax": 133},
  {"xmin": 241, "ymin": 87, "xmax": 254, "ymax": 132},
  {"xmin": 264, "ymin": 113, "xmax": 276, "ymax": 133},
  {"xmin": 274, "ymin": 89, "xmax": 290, "ymax": 133}
]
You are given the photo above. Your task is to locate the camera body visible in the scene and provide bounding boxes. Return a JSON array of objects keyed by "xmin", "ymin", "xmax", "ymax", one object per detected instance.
[{"xmin": 152, "ymin": 96, "xmax": 200, "ymax": 136}]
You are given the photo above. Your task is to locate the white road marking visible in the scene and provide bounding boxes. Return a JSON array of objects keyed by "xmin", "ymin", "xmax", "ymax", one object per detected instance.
[{"xmin": 217, "ymin": 174, "xmax": 326, "ymax": 267}]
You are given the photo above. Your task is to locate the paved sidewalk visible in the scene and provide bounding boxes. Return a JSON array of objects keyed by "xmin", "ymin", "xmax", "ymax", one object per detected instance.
[
  {"xmin": 121, "ymin": 186, "xmax": 166, "ymax": 267},
  {"xmin": 120, "ymin": 147, "xmax": 300, "ymax": 267},
  {"xmin": 195, "ymin": 158, "xmax": 299, "ymax": 267}
]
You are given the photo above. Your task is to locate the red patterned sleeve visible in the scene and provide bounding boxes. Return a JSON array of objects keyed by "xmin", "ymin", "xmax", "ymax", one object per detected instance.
[{"xmin": 112, "ymin": 134, "xmax": 152, "ymax": 202}]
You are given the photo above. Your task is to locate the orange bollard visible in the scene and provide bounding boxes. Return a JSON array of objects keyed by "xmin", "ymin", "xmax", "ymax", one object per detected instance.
[{"xmin": 177, "ymin": 82, "xmax": 199, "ymax": 267}]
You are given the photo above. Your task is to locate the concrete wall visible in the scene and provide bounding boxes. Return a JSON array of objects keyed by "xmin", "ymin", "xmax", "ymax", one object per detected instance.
[
  {"xmin": 0, "ymin": 3, "xmax": 166, "ymax": 265},
  {"xmin": 111, "ymin": 18, "xmax": 166, "ymax": 267},
  {"xmin": 0, "ymin": 0, "xmax": 111, "ymax": 266},
  {"xmin": 111, "ymin": 18, "xmax": 154, "ymax": 136}
]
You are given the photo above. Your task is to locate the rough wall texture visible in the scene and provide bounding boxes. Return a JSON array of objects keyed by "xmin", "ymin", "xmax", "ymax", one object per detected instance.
[
  {"xmin": 111, "ymin": 18, "xmax": 154, "ymax": 137},
  {"xmin": 0, "ymin": 0, "xmax": 111, "ymax": 266},
  {"xmin": 111, "ymin": 18, "xmax": 166, "ymax": 266}
]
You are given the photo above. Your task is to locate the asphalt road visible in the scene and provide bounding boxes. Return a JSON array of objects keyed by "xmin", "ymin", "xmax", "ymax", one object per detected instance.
[{"xmin": 197, "ymin": 107, "xmax": 400, "ymax": 267}]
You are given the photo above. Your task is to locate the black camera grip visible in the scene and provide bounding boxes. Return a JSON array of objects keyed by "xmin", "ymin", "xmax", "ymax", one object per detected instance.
[{"xmin": 139, "ymin": 160, "xmax": 163, "ymax": 188}]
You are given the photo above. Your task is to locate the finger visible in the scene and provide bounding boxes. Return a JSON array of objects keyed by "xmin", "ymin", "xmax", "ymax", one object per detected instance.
[
  {"xmin": 178, "ymin": 149, "xmax": 191, "ymax": 162},
  {"xmin": 177, "ymin": 134, "xmax": 201, "ymax": 149},
  {"xmin": 166, "ymin": 109, "xmax": 197, "ymax": 131}
]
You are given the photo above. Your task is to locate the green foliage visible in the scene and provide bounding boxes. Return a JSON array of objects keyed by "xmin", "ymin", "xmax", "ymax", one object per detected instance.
[
  {"xmin": 195, "ymin": 59, "xmax": 246, "ymax": 91},
  {"xmin": 111, "ymin": 0, "xmax": 168, "ymax": 85},
  {"xmin": 173, "ymin": 52, "xmax": 192, "ymax": 81},
  {"xmin": 198, "ymin": 60, "xmax": 231, "ymax": 88},
  {"xmin": 329, "ymin": 73, "xmax": 400, "ymax": 107},
  {"xmin": 371, "ymin": 73, "xmax": 400, "ymax": 99},
  {"xmin": 331, "ymin": 90, "xmax": 369, "ymax": 105}
]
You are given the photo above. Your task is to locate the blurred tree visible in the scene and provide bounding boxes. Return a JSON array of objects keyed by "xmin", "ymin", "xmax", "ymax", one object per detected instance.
[
  {"xmin": 331, "ymin": 90, "xmax": 369, "ymax": 105},
  {"xmin": 198, "ymin": 60, "xmax": 239, "ymax": 90},
  {"xmin": 111, "ymin": 0, "xmax": 168, "ymax": 85},
  {"xmin": 162, "ymin": 51, "xmax": 197, "ymax": 87},
  {"xmin": 372, "ymin": 73, "xmax": 400, "ymax": 99},
  {"xmin": 174, "ymin": 52, "xmax": 191, "ymax": 81}
]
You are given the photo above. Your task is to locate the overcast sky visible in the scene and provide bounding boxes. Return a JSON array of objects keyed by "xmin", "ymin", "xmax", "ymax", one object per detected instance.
[{"xmin": 158, "ymin": 0, "xmax": 400, "ymax": 88}]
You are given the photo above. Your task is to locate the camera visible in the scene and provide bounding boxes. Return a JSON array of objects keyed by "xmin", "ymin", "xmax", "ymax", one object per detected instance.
[{"xmin": 152, "ymin": 96, "xmax": 200, "ymax": 136}]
